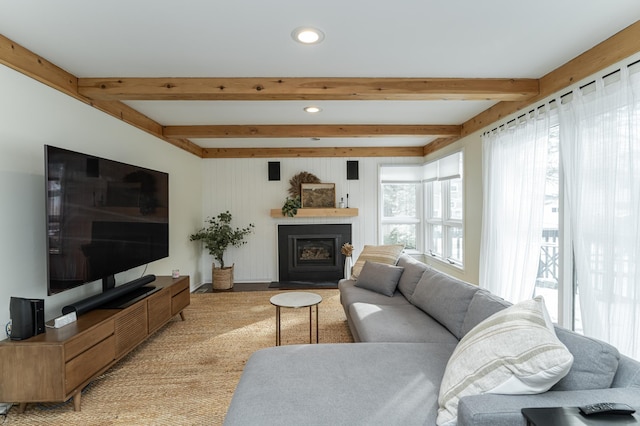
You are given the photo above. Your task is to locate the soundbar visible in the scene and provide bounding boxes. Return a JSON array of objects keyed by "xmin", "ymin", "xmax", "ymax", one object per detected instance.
[{"xmin": 62, "ymin": 274, "xmax": 156, "ymax": 316}]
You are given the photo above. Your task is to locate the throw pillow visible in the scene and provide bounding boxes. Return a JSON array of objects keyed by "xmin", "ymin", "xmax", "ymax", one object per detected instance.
[
  {"xmin": 354, "ymin": 261, "xmax": 404, "ymax": 297},
  {"xmin": 351, "ymin": 244, "xmax": 404, "ymax": 279},
  {"xmin": 436, "ymin": 296, "xmax": 574, "ymax": 426}
]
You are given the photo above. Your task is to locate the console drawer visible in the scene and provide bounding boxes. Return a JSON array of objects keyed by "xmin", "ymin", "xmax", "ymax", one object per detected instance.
[
  {"xmin": 65, "ymin": 319, "xmax": 114, "ymax": 361},
  {"xmin": 172, "ymin": 288, "xmax": 190, "ymax": 315},
  {"xmin": 65, "ymin": 335, "xmax": 115, "ymax": 393},
  {"xmin": 171, "ymin": 277, "xmax": 189, "ymax": 296}
]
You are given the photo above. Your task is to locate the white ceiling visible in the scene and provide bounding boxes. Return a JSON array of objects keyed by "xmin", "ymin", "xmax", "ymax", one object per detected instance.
[{"xmin": 1, "ymin": 1, "xmax": 639, "ymax": 151}]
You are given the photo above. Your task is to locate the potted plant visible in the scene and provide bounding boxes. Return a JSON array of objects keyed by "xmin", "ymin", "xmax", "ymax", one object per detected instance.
[
  {"xmin": 189, "ymin": 211, "xmax": 254, "ymax": 289},
  {"xmin": 281, "ymin": 196, "xmax": 301, "ymax": 217},
  {"xmin": 341, "ymin": 242, "xmax": 354, "ymax": 279}
]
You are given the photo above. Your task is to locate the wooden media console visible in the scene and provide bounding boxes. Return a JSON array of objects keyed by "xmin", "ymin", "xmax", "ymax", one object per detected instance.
[{"xmin": 0, "ymin": 275, "xmax": 190, "ymax": 412}]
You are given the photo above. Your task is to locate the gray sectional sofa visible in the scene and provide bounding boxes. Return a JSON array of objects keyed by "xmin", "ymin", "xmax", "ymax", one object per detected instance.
[{"xmin": 224, "ymin": 254, "xmax": 640, "ymax": 425}]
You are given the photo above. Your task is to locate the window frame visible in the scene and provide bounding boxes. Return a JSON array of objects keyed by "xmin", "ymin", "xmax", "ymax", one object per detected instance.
[
  {"xmin": 379, "ymin": 180, "xmax": 423, "ymax": 252},
  {"xmin": 378, "ymin": 151, "xmax": 464, "ymax": 267},
  {"xmin": 425, "ymin": 177, "xmax": 464, "ymax": 268}
]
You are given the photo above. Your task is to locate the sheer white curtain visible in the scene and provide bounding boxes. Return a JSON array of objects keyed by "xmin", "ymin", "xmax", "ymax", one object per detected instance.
[
  {"xmin": 479, "ymin": 109, "xmax": 552, "ymax": 302},
  {"xmin": 557, "ymin": 66, "xmax": 640, "ymax": 358}
]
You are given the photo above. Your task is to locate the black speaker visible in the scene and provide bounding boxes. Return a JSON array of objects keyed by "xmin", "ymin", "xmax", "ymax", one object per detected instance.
[
  {"xmin": 347, "ymin": 160, "xmax": 359, "ymax": 180},
  {"xmin": 86, "ymin": 158, "xmax": 99, "ymax": 177},
  {"xmin": 9, "ymin": 297, "xmax": 45, "ymax": 340},
  {"xmin": 33, "ymin": 299, "xmax": 44, "ymax": 335},
  {"xmin": 268, "ymin": 161, "xmax": 280, "ymax": 181}
]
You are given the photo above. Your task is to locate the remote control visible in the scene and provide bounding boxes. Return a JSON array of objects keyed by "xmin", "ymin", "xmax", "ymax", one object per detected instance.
[{"xmin": 579, "ymin": 402, "xmax": 636, "ymax": 416}]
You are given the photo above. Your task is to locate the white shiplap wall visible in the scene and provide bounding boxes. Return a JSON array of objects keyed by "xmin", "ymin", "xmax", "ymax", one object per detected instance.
[{"xmin": 199, "ymin": 156, "xmax": 421, "ymax": 285}]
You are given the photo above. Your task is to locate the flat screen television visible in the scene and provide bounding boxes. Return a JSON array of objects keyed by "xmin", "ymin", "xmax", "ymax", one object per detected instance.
[{"xmin": 45, "ymin": 145, "xmax": 169, "ymax": 295}]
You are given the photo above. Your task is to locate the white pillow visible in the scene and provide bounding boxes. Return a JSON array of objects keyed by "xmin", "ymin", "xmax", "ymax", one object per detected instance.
[
  {"xmin": 350, "ymin": 244, "xmax": 404, "ymax": 279},
  {"xmin": 436, "ymin": 296, "xmax": 573, "ymax": 426}
]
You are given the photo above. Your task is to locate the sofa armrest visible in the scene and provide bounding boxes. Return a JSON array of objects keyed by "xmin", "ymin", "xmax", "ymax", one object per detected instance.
[{"xmin": 457, "ymin": 387, "xmax": 640, "ymax": 426}]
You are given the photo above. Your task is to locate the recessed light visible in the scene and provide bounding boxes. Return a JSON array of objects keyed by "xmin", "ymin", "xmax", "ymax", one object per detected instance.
[
  {"xmin": 292, "ymin": 27, "xmax": 325, "ymax": 44},
  {"xmin": 304, "ymin": 106, "xmax": 322, "ymax": 113}
]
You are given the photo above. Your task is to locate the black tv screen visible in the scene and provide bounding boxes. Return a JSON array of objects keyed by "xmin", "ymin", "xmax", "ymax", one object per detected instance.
[{"xmin": 45, "ymin": 145, "xmax": 169, "ymax": 295}]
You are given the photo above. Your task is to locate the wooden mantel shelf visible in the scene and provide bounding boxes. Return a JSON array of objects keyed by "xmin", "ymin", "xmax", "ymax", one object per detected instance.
[{"xmin": 270, "ymin": 208, "xmax": 358, "ymax": 218}]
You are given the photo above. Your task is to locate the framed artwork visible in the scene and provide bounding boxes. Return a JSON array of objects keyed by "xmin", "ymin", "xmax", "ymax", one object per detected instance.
[{"xmin": 301, "ymin": 183, "xmax": 336, "ymax": 208}]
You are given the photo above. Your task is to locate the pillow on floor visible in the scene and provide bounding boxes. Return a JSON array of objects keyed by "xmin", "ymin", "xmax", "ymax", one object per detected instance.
[
  {"xmin": 351, "ymin": 244, "xmax": 404, "ymax": 279},
  {"xmin": 436, "ymin": 296, "xmax": 573, "ymax": 426},
  {"xmin": 354, "ymin": 261, "xmax": 404, "ymax": 297}
]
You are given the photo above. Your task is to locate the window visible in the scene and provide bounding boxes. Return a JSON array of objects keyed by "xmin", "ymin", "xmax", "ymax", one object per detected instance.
[
  {"xmin": 426, "ymin": 177, "xmax": 463, "ymax": 267},
  {"xmin": 532, "ymin": 124, "xmax": 561, "ymax": 323},
  {"xmin": 381, "ymin": 183, "xmax": 419, "ymax": 249},
  {"xmin": 379, "ymin": 151, "xmax": 464, "ymax": 268},
  {"xmin": 379, "ymin": 165, "xmax": 422, "ymax": 250},
  {"xmin": 481, "ymin": 57, "xmax": 640, "ymax": 358},
  {"xmin": 424, "ymin": 152, "xmax": 463, "ymax": 267}
]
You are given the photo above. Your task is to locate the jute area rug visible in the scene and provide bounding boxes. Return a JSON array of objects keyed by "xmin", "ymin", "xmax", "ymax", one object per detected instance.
[{"xmin": 4, "ymin": 289, "xmax": 353, "ymax": 426}]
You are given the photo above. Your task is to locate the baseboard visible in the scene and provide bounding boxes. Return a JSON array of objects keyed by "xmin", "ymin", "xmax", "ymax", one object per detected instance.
[{"xmin": 269, "ymin": 281, "xmax": 339, "ymax": 290}]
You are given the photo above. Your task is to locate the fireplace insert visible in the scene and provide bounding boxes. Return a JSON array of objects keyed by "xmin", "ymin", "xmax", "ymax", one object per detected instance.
[{"xmin": 278, "ymin": 224, "xmax": 352, "ymax": 282}]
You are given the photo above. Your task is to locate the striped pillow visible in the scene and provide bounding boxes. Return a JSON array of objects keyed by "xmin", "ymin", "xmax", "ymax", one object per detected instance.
[
  {"xmin": 350, "ymin": 244, "xmax": 404, "ymax": 279},
  {"xmin": 436, "ymin": 296, "xmax": 573, "ymax": 426}
]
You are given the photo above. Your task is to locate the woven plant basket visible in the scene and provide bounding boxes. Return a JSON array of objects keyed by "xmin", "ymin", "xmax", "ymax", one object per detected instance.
[{"xmin": 213, "ymin": 264, "xmax": 234, "ymax": 290}]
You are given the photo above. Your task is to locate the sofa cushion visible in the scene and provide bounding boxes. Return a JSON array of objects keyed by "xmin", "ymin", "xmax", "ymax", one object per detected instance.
[
  {"xmin": 351, "ymin": 244, "xmax": 404, "ymax": 279},
  {"xmin": 612, "ymin": 354, "xmax": 640, "ymax": 388},
  {"xmin": 410, "ymin": 268, "xmax": 480, "ymax": 339},
  {"xmin": 224, "ymin": 342, "xmax": 457, "ymax": 426},
  {"xmin": 354, "ymin": 261, "xmax": 404, "ymax": 297},
  {"xmin": 551, "ymin": 327, "xmax": 620, "ymax": 391},
  {"xmin": 349, "ymin": 302, "xmax": 460, "ymax": 344},
  {"xmin": 436, "ymin": 297, "xmax": 574, "ymax": 426},
  {"xmin": 339, "ymin": 279, "xmax": 411, "ymax": 309},
  {"xmin": 396, "ymin": 254, "xmax": 429, "ymax": 299},
  {"xmin": 460, "ymin": 289, "xmax": 512, "ymax": 337}
]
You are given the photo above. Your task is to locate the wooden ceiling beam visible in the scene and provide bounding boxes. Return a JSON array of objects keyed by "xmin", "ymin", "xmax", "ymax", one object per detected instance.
[
  {"xmin": 422, "ymin": 137, "xmax": 462, "ymax": 156},
  {"xmin": 0, "ymin": 34, "xmax": 78, "ymax": 100},
  {"xmin": 202, "ymin": 146, "xmax": 425, "ymax": 158},
  {"xmin": 78, "ymin": 77, "xmax": 539, "ymax": 101},
  {"xmin": 0, "ymin": 34, "xmax": 204, "ymax": 157},
  {"xmin": 422, "ymin": 20, "xmax": 640, "ymax": 156},
  {"xmin": 461, "ymin": 20, "xmax": 640, "ymax": 138},
  {"xmin": 164, "ymin": 124, "xmax": 460, "ymax": 139}
]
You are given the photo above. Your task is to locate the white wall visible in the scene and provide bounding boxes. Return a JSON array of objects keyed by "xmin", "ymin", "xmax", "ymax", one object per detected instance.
[
  {"xmin": 423, "ymin": 132, "xmax": 483, "ymax": 285},
  {"xmin": 0, "ymin": 65, "xmax": 203, "ymax": 338},
  {"xmin": 200, "ymin": 157, "xmax": 422, "ymax": 284}
]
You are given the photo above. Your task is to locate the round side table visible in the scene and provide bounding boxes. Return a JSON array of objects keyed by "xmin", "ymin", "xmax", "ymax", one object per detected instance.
[{"xmin": 269, "ymin": 292, "xmax": 322, "ymax": 346}]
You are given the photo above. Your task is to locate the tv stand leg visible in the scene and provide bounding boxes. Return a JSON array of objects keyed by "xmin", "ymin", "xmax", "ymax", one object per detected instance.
[
  {"xmin": 18, "ymin": 402, "xmax": 26, "ymax": 413},
  {"xmin": 179, "ymin": 311, "xmax": 186, "ymax": 321},
  {"xmin": 73, "ymin": 392, "xmax": 81, "ymax": 411}
]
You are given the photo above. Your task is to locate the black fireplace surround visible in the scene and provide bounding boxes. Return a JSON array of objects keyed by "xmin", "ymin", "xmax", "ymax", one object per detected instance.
[{"xmin": 278, "ymin": 224, "xmax": 352, "ymax": 282}]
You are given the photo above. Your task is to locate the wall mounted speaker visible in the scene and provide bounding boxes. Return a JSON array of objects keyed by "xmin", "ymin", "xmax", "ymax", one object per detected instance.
[
  {"xmin": 347, "ymin": 161, "xmax": 359, "ymax": 180},
  {"xmin": 268, "ymin": 162, "xmax": 281, "ymax": 181},
  {"xmin": 86, "ymin": 158, "xmax": 99, "ymax": 178}
]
